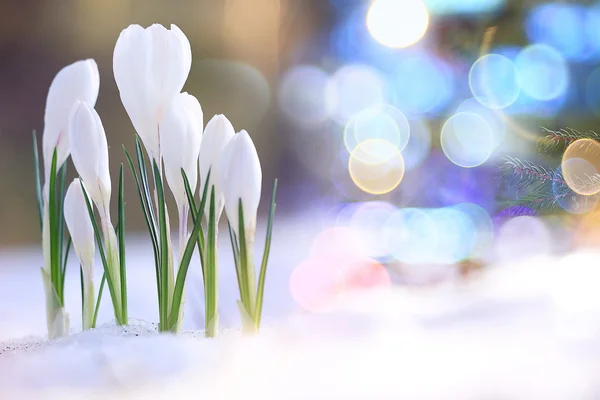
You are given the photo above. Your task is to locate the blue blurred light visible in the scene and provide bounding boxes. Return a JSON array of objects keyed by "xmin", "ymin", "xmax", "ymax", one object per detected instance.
[
  {"xmin": 329, "ymin": 5, "xmax": 402, "ymax": 72},
  {"xmin": 390, "ymin": 52, "xmax": 455, "ymax": 116},
  {"xmin": 515, "ymin": 44, "xmax": 570, "ymax": 101},
  {"xmin": 586, "ymin": 67, "xmax": 600, "ymax": 116},
  {"xmin": 428, "ymin": 207, "xmax": 477, "ymax": 264},
  {"xmin": 493, "ymin": 45, "xmax": 571, "ymax": 117},
  {"xmin": 456, "ymin": 98, "xmax": 506, "ymax": 149},
  {"xmin": 423, "ymin": 0, "xmax": 504, "ymax": 15},
  {"xmin": 469, "ymin": 54, "xmax": 520, "ymax": 109},
  {"xmin": 526, "ymin": 3, "xmax": 589, "ymax": 62},
  {"xmin": 403, "ymin": 119, "xmax": 431, "ymax": 171},
  {"xmin": 384, "ymin": 208, "xmax": 439, "ymax": 264},
  {"xmin": 586, "ymin": 4, "xmax": 600, "ymax": 60}
]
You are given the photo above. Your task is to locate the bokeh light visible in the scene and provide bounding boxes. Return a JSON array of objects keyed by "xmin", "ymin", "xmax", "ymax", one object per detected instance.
[
  {"xmin": 390, "ymin": 52, "xmax": 455, "ymax": 115},
  {"xmin": 441, "ymin": 112, "xmax": 494, "ymax": 168},
  {"xmin": 384, "ymin": 208, "xmax": 438, "ymax": 264},
  {"xmin": 469, "ymin": 54, "xmax": 520, "ymax": 109},
  {"xmin": 526, "ymin": 3, "xmax": 588, "ymax": 62},
  {"xmin": 327, "ymin": 64, "xmax": 386, "ymax": 124},
  {"xmin": 585, "ymin": 67, "xmax": 600, "ymax": 116},
  {"xmin": 278, "ymin": 65, "xmax": 333, "ymax": 126},
  {"xmin": 515, "ymin": 44, "xmax": 569, "ymax": 101},
  {"xmin": 553, "ymin": 165, "xmax": 598, "ymax": 215},
  {"xmin": 428, "ymin": 207, "xmax": 477, "ymax": 264},
  {"xmin": 290, "ymin": 257, "xmax": 343, "ymax": 313},
  {"xmin": 348, "ymin": 201, "xmax": 397, "ymax": 260},
  {"xmin": 366, "ymin": 0, "xmax": 429, "ymax": 49},
  {"xmin": 452, "ymin": 203, "xmax": 494, "ymax": 258},
  {"xmin": 291, "ymin": 227, "xmax": 391, "ymax": 312},
  {"xmin": 456, "ymin": 97, "xmax": 506, "ymax": 149},
  {"xmin": 343, "ymin": 104, "xmax": 410, "ymax": 154},
  {"xmin": 495, "ymin": 216, "xmax": 551, "ymax": 262},
  {"xmin": 561, "ymin": 138, "xmax": 600, "ymax": 196},
  {"xmin": 348, "ymin": 139, "xmax": 405, "ymax": 194},
  {"xmin": 423, "ymin": 0, "xmax": 505, "ymax": 15},
  {"xmin": 402, "ymin": 119, "xmax": 431, "ymax": 171}
]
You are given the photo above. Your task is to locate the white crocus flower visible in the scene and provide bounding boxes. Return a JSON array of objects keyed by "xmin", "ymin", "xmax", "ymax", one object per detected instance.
[
  {"xmin": 68, "ymin": 101, "xmax": 122, "ymax": 315},
  {"xmin": 199, "ymin": 114, "xmax": 235, "ymax": 219},
  {"xmin": 160, "ymin": 92, "xmax": 203, "ymax": 209},
  {"xmin": 113, "ymin": 23, "xmax": 192, "ymax": 163},
  {"xmin": 64, "ymin": 179, "xmax": 96, "ymax": 330},
  {"xmin": 42, "ymin": 59, "xmax": 99, "ymax": 178},
  {"xmin": 219, "ymin": 130, "xmax": 262, "ymax": 240},
  {"xmin": 69, "ymin": 101, "xmax": 111, "ymax": 216}
]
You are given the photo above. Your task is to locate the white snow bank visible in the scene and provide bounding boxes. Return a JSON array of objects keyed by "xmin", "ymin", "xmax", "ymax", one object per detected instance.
[{"xmin": 2, "ymin": 249, "xmax": 600, "ymax": 399}]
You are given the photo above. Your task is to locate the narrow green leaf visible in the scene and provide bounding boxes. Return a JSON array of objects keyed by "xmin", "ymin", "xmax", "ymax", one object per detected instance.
[
  {"xmin": 80, "ymin": 264, "xmax": 84, "ymax": 321},
  {"xmin": 135, "ymin": 136, "xmax": 158, "ymax": 231},
  {"xmin": 60, "ymin": 235, "xmax": 72, "ymax": 292},
  {"xmin": 205, "ymin": 187, "xmax": 217, "ymax": 336},
  {"xmin": 32, "ymin": 131, "xmax": 43, "ymax": 232},
  {"xmin": 118, "ymin": 165, "xmax": 128, "ymax": 323},
  {"xmin": 182, "ymin": 169, "xmax": 204, "ymax": 264},
  {"xmin": 92, "ymin": 272, "xmax": 107, "ymax": 328},
  {"xmin": 124, "ymin": 145, "xmax": 161, "ymax": 308},
  {"xmin": 168, "ymin": 185, "xmax": 209, "ymax": 330},
  {"xmin": 227, "ymin": 221, "xmax": 244, "ymax": 305},
  {"xmin": 80, "ymin": 181, "xmax": 121, "ymax": 323},
  {"xmin": 254, "ymin": 179, "xmax": 278, "ymax": 328},
  {"xmin": 237, "ymin": 200, "xmax": 251, "ymax": 312},
  {"xmin": 48, "ymin": 149, "xmax": 60, "ymax": 304},
  {"xmin": 153, "ymin": 160, "xmax": 169, "ymax": 330},
  {"xmin": 56, "ymin": 162, "xmax": 67, "ymax": 301}
]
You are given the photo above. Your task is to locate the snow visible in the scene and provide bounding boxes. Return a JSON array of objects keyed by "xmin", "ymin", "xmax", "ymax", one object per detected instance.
[{"xmin": 2, "ymin": 212, "xmax": 600, "ymax": 398}]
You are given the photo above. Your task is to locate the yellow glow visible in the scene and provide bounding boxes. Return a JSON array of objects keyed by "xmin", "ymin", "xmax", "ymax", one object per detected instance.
[
  {"xmin": 562, "ymin": 139, "xmax": 600, "ymax": 196},
  {"xmin": 366, "ymin": 0, "xmax": 429, "ymax": 49},
  {"xmin": 348, "ymin": 139, "xmax": 405, "ymax": 195}
]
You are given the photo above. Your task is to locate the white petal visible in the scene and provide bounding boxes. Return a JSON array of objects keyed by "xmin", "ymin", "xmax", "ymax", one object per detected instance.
[
  {"xmin": 220, "ymin": 130, "xmax": 262, "ymax": 237},
  {"xmin": 43, "ymin": 59, "xmax": 99, "ymax": 176},
  {"xmin": 199, "ymin": 114, "xmax": 235, "ymax": 218},
  {"xmin": 160, "ymin": 94, "xmax": 200, "ymax": 206},
  {"xmin": 69, "ymin": 101, "xmax": 111, "ymax": 209},
  {"xmin": 113, "ymin": 24, "xmax": 191, "ymax": 162},
  {"xmin": 64, "ymin": 179, "xmax": 95, "ymax": 268}
]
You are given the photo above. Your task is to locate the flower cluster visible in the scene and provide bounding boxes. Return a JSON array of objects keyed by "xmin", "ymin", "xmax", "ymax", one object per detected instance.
[{"xmin": 34, "ymin": 23, "xmax": 277, "ymax": 339}]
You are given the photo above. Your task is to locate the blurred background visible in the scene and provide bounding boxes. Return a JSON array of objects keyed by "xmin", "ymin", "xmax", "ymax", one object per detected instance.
[{"xmin": 1, "ymin": 0, "xmax": 600, "ymax": 264}]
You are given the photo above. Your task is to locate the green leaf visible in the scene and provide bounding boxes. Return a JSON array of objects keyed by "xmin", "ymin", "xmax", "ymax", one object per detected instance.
[
  {"xmin": 254, "ymin": 179, "xmax": 278, "ymax": 328},
  {"xmin": 56, "ymin": 163, "xmax": 67, "ymax": 301},
  {"xmin": 227, "ymin": 221, "xmax": 244, "ymax": 305},
  {"xmin": 237, "ymin": 200, "xmax": 251, "ymax": 312},
  {"xmin": 153, "ymin": 160, "xmax": 169, "ymax": 330},
  {"xmin": 48, "ymin": 149, "xmax": 61, "ymax": 304},
  {"xmin": 181, "ymin": 169, "xmax": 205, "ymax": 266},
  {"xmin": 168, "ymin": 184, "xmax": 210, "ymax": 330},
  {"xmin": 135, "ymin": 136, "xmax": 158, "ymax": 233},
  {"xmin": 118, "ymin": 164, "xmax": 128, "ymax": 323},
  {"xmin": 80, "ymin": 180, "xmax": 121, "ymax": 323},
  {"xmin": 32, "ymin": 131, "xmax": 43, "ymax": 232},
  {"xmin": 205, "ymin": 187, "xmax": 218, "ymax": 336},
  {"xmin": 92, "ymin": 272, "xmax": 107, "ymax": 328},
  {"xmin": 123, "ymin": 145, "xmax": 161, "ymax": 307},
  {"xmin": 60, "ymin": 235, "xmax": 72, "ymax": 293}
]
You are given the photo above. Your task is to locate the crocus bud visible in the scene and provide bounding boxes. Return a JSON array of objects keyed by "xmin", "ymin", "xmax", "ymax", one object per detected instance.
[
  {"xmin": 219, "ymin": 130, "xmax": 262, "ymax": 237},
  {"xmin": 64, "ymin": 179, "xmax": 95, "ymax": 270},
  {"xmin": 160, "ymin": 92, "xmax": 203, "ymax": 207},
  {"xmin": 113, "ymin": 24, "xmax": 192, "ymax": 162},
  {"xmin": 42, "ymin": 59, "xmax": 99, "ymax": 176},
  {"xmin": 199, "ymin": 114, "xmax": 235, "ymax": 218},
  {"xmin": 69, "ymin": 101, "xmax": 111, "ymax": 212}
]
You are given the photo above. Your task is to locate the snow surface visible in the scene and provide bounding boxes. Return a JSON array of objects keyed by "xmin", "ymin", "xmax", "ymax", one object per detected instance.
[{"xmin": 2, "ymin": 212, "xmax": 600, "ymax": 398}]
